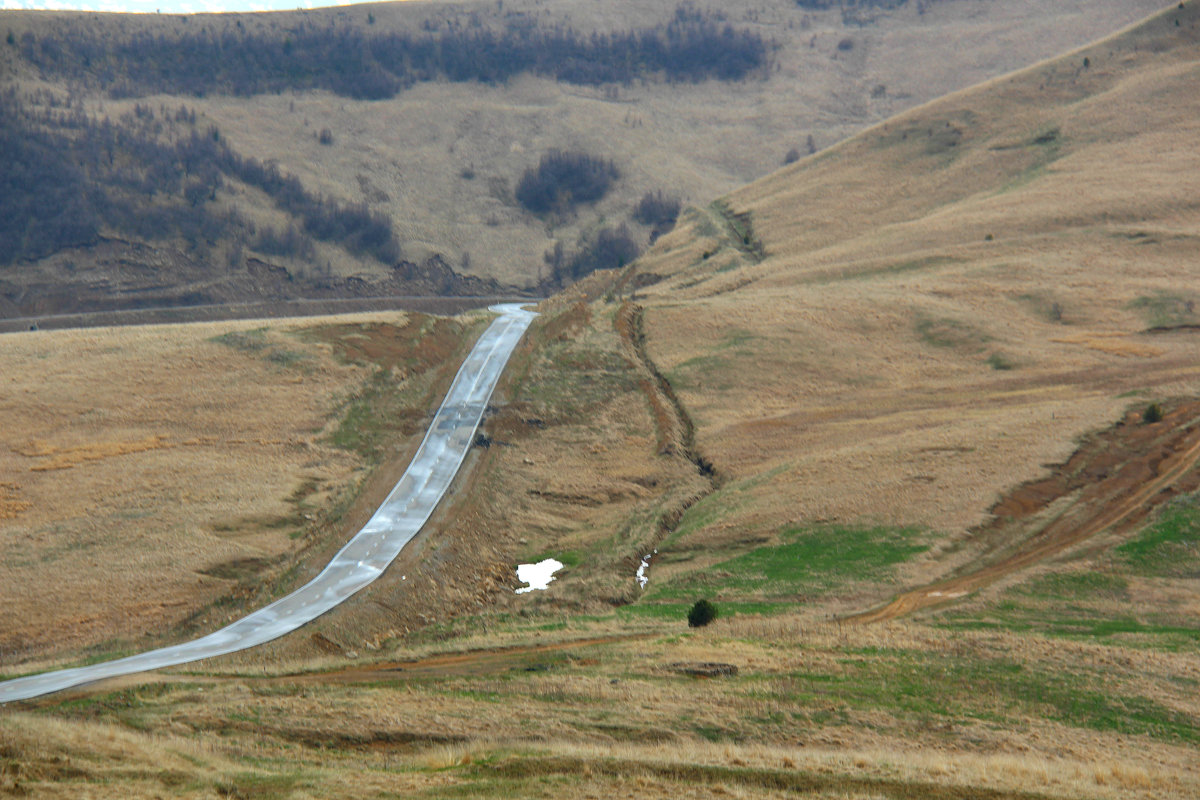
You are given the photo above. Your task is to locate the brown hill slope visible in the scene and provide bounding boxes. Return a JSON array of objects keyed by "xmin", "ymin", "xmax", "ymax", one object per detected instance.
[
  {"xmin": 0, "ymin": 0, "xmax": 1164, "ymax": 318},
  {"xmin": 626, "ymin": 0, "xmax": 1200, "ymax": 614}
]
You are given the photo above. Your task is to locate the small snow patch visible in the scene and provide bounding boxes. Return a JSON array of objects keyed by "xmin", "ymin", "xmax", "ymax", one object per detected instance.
[
  {"xmin": 636, "ymin": 549, "xmax": 657, "ymax": 588},
  {"xmin": 515, "ymin": 558, "xmax": 564, "ymax": 594}
]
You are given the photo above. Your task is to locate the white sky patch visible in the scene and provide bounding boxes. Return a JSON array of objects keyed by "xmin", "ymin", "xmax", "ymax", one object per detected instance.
[
  {"xmin": 515, "ymin": 558, "xmax": 563, "ymax": 594},
  {"xmin": 636, "ymin": 549, "xmax": 657, "ymax": 588},
  {"xmin": 2, "ymin": 0, "xmax": 365, "ymax": 11}
]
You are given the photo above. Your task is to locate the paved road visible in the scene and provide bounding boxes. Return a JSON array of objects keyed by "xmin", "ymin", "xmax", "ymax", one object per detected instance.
[{"xmin": 0, "ymin": 303, "xmax": 537, "ymax": 703}]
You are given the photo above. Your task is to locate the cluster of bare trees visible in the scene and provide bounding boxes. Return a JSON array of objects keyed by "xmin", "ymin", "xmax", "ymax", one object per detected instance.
[
  {"xmin": 17, "ymin": 8, "xmax": 768, "ymax": 101},
  {"xmin": 0, "ymin": 92, "xmax": 398, "ymax": 267}
]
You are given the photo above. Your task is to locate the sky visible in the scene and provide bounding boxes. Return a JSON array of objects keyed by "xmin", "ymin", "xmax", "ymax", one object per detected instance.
[{"xmin": 2, "ymin": 0, "xmax": 356, "ymax": 12}]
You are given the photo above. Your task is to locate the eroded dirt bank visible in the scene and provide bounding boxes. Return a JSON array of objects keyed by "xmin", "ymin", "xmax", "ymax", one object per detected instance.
[{"xmin": 850, "ymin": 399, "xmax": 1200, "ymax": 623}]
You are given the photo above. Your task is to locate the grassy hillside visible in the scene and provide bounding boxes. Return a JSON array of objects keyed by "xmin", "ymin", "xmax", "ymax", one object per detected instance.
[
  {"xmin": 627, "ymin": 0, "xmax": 1200, "ymax": 570},
  {"xmin": 0, "ymin": 0, "xmax": 1164, "ymax": 318},
  {"xmin": 3, "ymin": 3, "xmax": 1200, "ymax": 799}
]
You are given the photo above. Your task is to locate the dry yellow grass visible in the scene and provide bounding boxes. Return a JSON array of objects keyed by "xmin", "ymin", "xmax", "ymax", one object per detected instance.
[
  {"xmin": 0, "ymin": 311, "xmax": 465, "ymax": 670},
  {"xmin": 629, "ymin": 1, "xmax": 1200, "ymax": 582},
  {"xmin": 4, "ymin": 5, "xmax": 1200, "ymax": 799},
  {"xmin": 5, "ymin": 616, "xmax": 1199, "ymax": 798}
]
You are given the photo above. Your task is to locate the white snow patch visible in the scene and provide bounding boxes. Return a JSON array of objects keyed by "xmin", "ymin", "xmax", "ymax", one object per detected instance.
[
  {"xmin": 515, "ymin": 558, "xmax": 563, "ymax": 594},
  {"xmin": 636, "ymin": 549, "xmax": 657, "ymax": 588}
]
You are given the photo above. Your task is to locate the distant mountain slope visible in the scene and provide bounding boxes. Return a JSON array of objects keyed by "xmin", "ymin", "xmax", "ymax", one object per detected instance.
[{"xmin": 0, "ymin": 0, "xmax": 1165, "ymax": 318}]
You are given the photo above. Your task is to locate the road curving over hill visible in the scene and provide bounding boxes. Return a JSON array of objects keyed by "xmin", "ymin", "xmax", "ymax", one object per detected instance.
[{"xmin": 0, "ymin": 303, "xmax": 537, "ymax": 704}]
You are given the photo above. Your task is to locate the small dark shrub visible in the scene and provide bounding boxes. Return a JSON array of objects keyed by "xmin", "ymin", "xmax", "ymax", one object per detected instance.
[
  {"xmin": 317, "ymin": 127, "xmax": 333, "ymax": 145},
  {"xmin": 1144, "ymin": 403, "xmax": 1163, "ymax": 424},
  {"xmin": 687, "ymin": 599, "xmax": 719, "ymax": 628},
  {"xmin": 986, "ymin": 352, "xmax": 1014, "ymax": 371}
]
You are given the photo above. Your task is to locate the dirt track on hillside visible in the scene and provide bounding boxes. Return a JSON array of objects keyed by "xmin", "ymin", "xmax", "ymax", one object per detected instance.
[{"xmin": 848, "ymin": 400, "xmax": 1200, "ymax": 624}]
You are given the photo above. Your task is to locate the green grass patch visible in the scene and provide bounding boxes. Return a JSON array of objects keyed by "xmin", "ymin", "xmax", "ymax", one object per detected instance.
[
  {"xmin": 815, "ymin": 255, "xmax": 963, "ymax": 285},
  {"xmin": 210, "ymin": 327, "xmax": 269, "ymax": 352},
  {"xmin": 665, "ymin": 352, "xmax": 734, "ymax": 392},
  {"xmin": 985, "ymin": 352, "xmax": 1015, "ymax": 371},
  {"xmin": 647, "ymin": 524, "xmax": 928, "ymax": 603},
  {"xmin": 525, "ymin": 550, "xmax": 583, "ymax": 568},
  {"xmin": 210, "ymin": 326, "xmax": 312, "ymax": 371},
  {"xmin": 939, "ymin": 616, "xmax": 1200, "ymax": 650},
  {"xmin": 715, "ymin": 328, "xmax": 760, "ymax": 349},
  {"xmin": 935, "ymin": 557, "xmax": 1200, "ymax": 650},
  {"xmin": 1117, "ymin": 496, "xmax": 1200, "ymax": 577},
  {"xmin": 767, "ymin": 649, "xmax": 1200, "ymax": 743},
  {"xmin": 213, "ymin": 772, "xmax": 305, "ymax": 799},
  {"xmin": 914, "ymin": 314, "xmax": 990, "ymax": 351},
  {"xmin": 265, "ymin": 349, "xmax": 309, "ymax": 368},
  {"xmin": 1016, "ymin": 570, "xmax": 1130, "ymax": 601},
  {"xmin": 1128, "ymin": 291, "xmax": 1199, "ymax": 329},
  {"xmin": 992, "ymin": 125, "xmax": 1065, "ymax": 194},
  {"xmin": 659, "ymin": 464, "xmax": 790, "ymax": 550},
  {"xmin": 520, "ymin": 339, "xmax": 639, "ymax": 423},
  {"xmin": 327, "ymin": 373, "xmax": 403, "ymax": 462}
]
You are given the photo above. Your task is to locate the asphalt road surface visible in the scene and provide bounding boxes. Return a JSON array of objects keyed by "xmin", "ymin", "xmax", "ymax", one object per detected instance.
[{"xmin": 0, "ymin": 303, "xmax": 537, "ymax": 703}]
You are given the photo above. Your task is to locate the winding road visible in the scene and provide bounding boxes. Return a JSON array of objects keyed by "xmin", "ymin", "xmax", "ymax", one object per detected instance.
[{"xmin": 0, "ymin": 303, "xmax": 537, "ymax": 703}]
